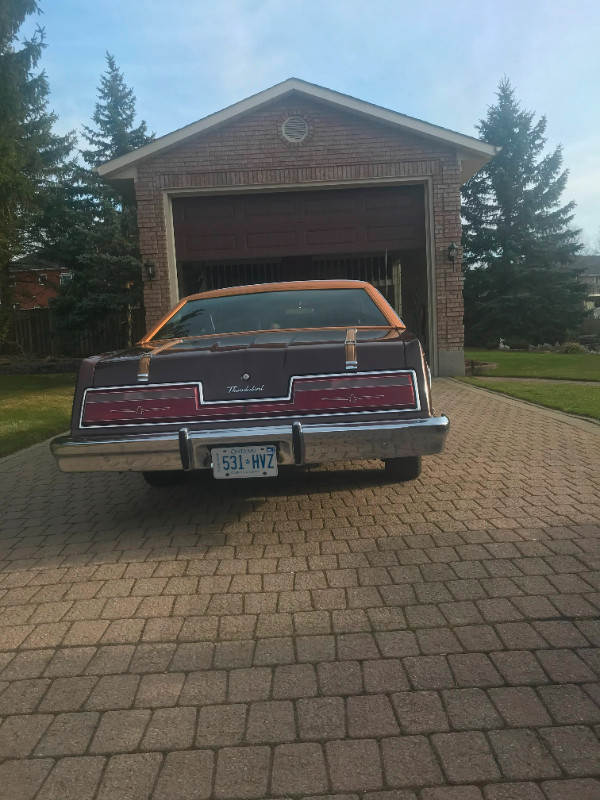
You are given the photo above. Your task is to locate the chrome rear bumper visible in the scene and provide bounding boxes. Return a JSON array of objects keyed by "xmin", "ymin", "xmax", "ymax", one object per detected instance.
[{"xmin": 51, "ymin": 416, "xmax": 449, "ymax": 473}]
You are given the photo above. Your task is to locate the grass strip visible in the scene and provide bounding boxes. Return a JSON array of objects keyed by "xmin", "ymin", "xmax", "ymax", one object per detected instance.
[
  {"xmin": 0, "ymin": 374, "xmax": 76, "ymax": 458},
  {"xmin": 460, "ymin": 377, "xmax": 600, "ymax": 421},
  {"xmin": 464, "ymin": 350, "xmax": 600, "ymax": 381}
]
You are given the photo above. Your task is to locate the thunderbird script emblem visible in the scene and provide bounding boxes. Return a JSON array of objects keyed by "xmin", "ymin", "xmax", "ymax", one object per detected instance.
[{"xmin": 227, "ymin": 385, "xmax": 264, "ymax": 394}]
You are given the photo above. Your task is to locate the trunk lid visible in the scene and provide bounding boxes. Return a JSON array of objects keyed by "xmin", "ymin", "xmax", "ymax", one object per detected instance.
[{"xmin": 92, "ymin": 329, "xmax": 406, "ymax": 399}]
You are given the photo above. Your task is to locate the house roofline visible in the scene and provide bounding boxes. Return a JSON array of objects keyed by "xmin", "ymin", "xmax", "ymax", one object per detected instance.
[{"xmin": 97, "ymin": 77, "xmax": 499, "ymax": 182}]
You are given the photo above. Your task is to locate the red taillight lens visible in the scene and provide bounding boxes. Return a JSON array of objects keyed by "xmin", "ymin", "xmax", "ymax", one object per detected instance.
[
  {"xmin": 246, "ymin": 373, "xmax": 417, "ymax": 415},
  {"xmin": 81, "ymin": 372, "xmax": 417, "ymax": 426},
  {"xmin": 82, "ymin": 385, "xmax": 201, "ymax": 425}
]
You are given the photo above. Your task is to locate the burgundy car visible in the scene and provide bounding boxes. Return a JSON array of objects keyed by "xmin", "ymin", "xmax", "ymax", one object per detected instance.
[{"xmin": 51, "ymin": 280, "xmax": 448, "ymax": 486}]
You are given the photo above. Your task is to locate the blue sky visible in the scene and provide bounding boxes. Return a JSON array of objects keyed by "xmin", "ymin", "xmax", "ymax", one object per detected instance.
[{"xmin": 25, "ymin": 0, "xmax": 600, "ymax": 244}]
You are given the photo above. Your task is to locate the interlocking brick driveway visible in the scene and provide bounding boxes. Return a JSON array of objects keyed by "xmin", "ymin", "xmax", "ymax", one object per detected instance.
[{"xmin": 0, "ymin": 379, "xmax": 599, "ymax": 800}]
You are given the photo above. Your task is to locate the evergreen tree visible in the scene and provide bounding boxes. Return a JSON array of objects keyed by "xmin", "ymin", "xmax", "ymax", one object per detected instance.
[
  {"xmin": 52, "ymin": 53, "xmax": 154, "ymax": 340},
  {"xmin": 0, "ymin": 0, "xmax": 75, "ymax": 340},
  {"xmin": 81, "ymin": 52, "xmax": 152, "ymax": 167},
  {"xmin": 462, "ymin": 79, "xmax": 586, "ymax": 346}
]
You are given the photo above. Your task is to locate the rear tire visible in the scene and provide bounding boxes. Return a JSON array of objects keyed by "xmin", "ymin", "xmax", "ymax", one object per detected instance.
[
  {"xmin": 383, "ymin": 456, "xmax": 422, "ymax": 482},
  {"xmin": 142, "ymin": 470, "xmax": 185, "ymax": 487}
]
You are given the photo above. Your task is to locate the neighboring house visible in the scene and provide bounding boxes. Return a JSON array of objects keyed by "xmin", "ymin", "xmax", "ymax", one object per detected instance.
[
  {"xmin": 8, "ymin": 255, "xmax": 72, "ymax": 309},
  {"xmin": 575, "ymin": 255, "xmax": 600, "ymax": 319},
  {"xmin": 97, "ymin": 78, "xmax": 498, "ymax": 376}
]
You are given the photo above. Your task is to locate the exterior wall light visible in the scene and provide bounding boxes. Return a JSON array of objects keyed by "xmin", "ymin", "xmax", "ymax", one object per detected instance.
[
  {"xmin": 448, "ymin": 242, "xmax": 458, "ymax": 263},
  {"xmin": 144, "ymin": 260, "xmax": 156, "ymax": 281}
]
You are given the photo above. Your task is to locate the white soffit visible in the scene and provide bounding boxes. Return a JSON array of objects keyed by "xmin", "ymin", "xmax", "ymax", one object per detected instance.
[{"xmin": 97, "ymin": 78, "xmax": 499, "ymax": 183}]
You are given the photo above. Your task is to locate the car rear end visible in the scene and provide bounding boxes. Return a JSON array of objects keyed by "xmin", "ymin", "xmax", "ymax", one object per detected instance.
[{"xmin": 51, "ymin": 282, "xmax": 448, "ymax": 480}]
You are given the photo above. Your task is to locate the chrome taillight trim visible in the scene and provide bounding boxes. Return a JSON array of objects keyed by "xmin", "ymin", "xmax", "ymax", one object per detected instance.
[
  {"xmin": 297, "ymin": 375, "xmax": 413, "ymax": 392},
  {"xmin": 85, "ymin": 387, "xmax": 199, "ymax": 403},
  {"xmin": 80, "ymin": 370, "xmax": 421, "ymax": 428},
  {"xmin": 419, "ymin": 346, "xmax": 432, "ymax": 412}
]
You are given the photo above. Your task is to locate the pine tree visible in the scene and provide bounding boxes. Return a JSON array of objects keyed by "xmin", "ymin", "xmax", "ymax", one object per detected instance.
[
  {"xmin": 462, "ymin": 79, "xmax": 586, "ymax": 346},
  {"xmin": 0, "ymin": 0, "xmax": 75, "ymax": 340},
  {"xmin": 52, "ymin": 53, "xmax": 154, "ymax": 341},
  {"xmin": 81, "ymin": 52, "xmax": 152, "ymax": 167}
]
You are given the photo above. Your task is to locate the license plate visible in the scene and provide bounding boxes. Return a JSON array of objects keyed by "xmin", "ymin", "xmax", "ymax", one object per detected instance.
[{"xmin": 212, "ymin": 445, "xmax": 278, "ymax": 479}]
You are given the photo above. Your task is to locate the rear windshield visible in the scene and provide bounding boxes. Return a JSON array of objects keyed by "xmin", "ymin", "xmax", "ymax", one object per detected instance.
[{"xmin": 152, "ymin": 288, "xmax": 390, "ymax": 339}]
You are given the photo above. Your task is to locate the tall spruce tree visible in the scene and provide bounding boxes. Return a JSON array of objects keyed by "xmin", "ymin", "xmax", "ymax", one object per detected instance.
[
  {"xmin": 0, "ymin": 0, "xmax": 75, "ymax": 341},
  {"xmin": 52, "ymin": 53, "xmax": 154, "ymax": 340},
  {"xmin": 462, "ymin": 79, "xmax": 586, "ymax": 346},
  {"xmin": 81, "ymin": 52, "xmax": 152, "ymax": 166}
]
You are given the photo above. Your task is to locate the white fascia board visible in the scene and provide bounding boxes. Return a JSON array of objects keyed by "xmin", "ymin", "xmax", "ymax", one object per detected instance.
[
  {"xmin": 98, "ymin": 78, "xmax": 499, "ymax": 180},
  {"xmin": 293, "ymin": 81, "xmax": 498, "ymax": 159},
  {"xmin": 98, "ymin": 81, "xmax": 301, "ymax": 177}
]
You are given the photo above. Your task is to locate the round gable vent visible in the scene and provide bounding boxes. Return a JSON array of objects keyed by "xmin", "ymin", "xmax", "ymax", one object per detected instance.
[{"xmin": 281, "ymin": 115, "xmax": 309, "ymax": 143}]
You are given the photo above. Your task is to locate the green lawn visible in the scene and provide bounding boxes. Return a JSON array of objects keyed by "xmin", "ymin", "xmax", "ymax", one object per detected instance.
[
  {"xmin": 0, "ymin": 374, "xmax": 76, "ymax": 458},
  {"xmin": 461, "ymin": 377, "xmax": 600, "ymax": 421},
  {"xmin": 465, "ymin": 349, "xmax": 600, "ymax": 381}
]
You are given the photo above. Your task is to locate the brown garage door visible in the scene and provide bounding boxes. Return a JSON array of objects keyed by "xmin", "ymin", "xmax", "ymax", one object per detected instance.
[{"xmin": 172, "ymin": 185, "xmax": 425, "ymax": 262}]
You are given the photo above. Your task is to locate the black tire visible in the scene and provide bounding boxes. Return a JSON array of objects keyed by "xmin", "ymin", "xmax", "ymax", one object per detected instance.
[
  {"xmin": 383, "ymin": 456, "xmax": 422, "ymax": 482},
  {"xmin": 142, "ymin": 470, "xmax": 185, "ymax": 487}
]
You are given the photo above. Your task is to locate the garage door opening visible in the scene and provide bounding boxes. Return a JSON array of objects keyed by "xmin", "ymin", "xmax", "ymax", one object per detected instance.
[
  {"xmin": 171, "ymin": 185, "xmax": 430, "ymax": 356},
  {"xmin": 178, "ymin": 249, "xmax": 429, "ymax": 356}
]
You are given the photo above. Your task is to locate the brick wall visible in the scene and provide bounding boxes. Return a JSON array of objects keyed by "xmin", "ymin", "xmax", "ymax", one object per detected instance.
[{"xmin": 133, "ymin": 96, "xmax": 464, "ymax": 363}]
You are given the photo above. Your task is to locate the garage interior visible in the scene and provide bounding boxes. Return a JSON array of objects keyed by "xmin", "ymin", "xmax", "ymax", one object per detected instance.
[{"xmin": 172, "ymin": 184, "xmax": 430, "ymax": 356}]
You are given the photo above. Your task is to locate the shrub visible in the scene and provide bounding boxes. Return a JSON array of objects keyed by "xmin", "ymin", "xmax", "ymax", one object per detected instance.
[{"xmin": 559, "ymin": 342, "xmax": 589, "ymax": 354}]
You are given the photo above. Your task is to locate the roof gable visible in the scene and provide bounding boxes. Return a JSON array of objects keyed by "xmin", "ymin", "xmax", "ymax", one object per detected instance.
[{"xmin": 98, "ymin": 78, "xmax": 498, "ymax": 184}]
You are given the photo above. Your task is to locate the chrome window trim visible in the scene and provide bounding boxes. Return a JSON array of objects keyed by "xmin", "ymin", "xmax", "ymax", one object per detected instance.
[
  {"xmin": 79, "ymin": 369, "xmax": 421, "ymax": 429},
  {"xmin": 137, "ymin": 339, "xmax": 183, "ymax": 383},
  {"xmin": 344, "ymin": 328, "xmax": 358, "ymax": 370}
]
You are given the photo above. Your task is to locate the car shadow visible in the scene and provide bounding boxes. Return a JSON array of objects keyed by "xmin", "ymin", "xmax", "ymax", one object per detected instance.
[
  {"xmin": 179, "ymin": 461, "xmax": 389, "ymax": 496},
  {"xmin": 43, "ymin": 460, "xmax": 407, "ymax": 547}
]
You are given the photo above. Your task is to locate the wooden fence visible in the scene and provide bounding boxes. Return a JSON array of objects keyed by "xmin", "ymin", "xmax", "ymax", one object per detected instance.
[{"xmin": 3, "ymin": 307, "xmax": 147, "ymax": 358}]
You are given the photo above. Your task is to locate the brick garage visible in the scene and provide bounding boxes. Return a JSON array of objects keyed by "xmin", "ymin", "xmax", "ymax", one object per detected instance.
[{"xmin": 99, "ymin": 79, "xmax": 497, "ymax": 376}]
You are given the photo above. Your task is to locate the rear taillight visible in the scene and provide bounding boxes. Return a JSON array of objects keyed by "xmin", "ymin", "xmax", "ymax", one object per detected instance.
[
  {"xmin": 81, "ymin": 372, "xmax": 417, "ymax": 426},
  {"xmin": 82, "ymin": 385, "xmax": 201, "ymax": 425},
  {"xmin": 246, "ymin": 373, "xmax": 417, "ymax": 415}
]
